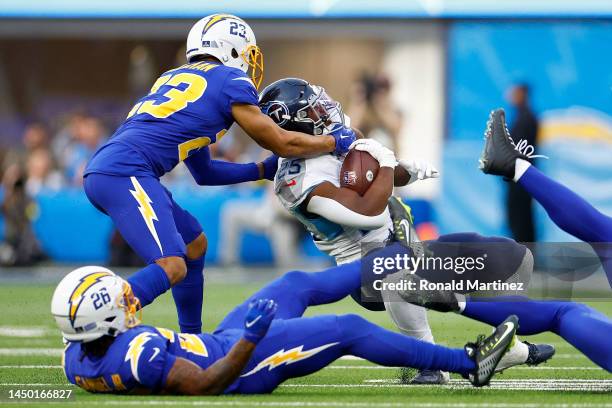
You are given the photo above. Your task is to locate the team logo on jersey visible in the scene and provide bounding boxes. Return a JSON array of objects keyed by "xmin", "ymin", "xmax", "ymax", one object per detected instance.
[
  {"xmin": 263, "ymin": 101, "xmax": 290, "ymax": 127},
  {"xmin": 125, "ymin": 332, "xmax": 155, "ymax": 382},
  {"xmin": 240, "ymin": 342, "xmax": 339, "ymax": 377},
  {"xmin": 68, "ymin": 271, "xmax": 113, "ymax": 327}
]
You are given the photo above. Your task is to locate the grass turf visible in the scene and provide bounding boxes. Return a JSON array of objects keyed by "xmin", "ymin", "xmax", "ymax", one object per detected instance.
[{"xmin": 0, "ymin": 282, "xmax": 610, "ymax": 407}]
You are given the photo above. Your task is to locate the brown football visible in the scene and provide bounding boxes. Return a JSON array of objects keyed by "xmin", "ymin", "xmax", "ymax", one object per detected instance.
[{"xmin": 340, "ymin": 148, "xmax": 380, "ymax": 196}]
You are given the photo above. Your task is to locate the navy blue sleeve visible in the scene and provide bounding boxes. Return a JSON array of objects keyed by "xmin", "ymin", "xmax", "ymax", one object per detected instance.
[
  {"xmin": 222, "ymin": 69, "xmax": 259, "ymax": 117},
  {"xmin": 184, "ymin": 146, "xmax": 260, "ymax": 186}
]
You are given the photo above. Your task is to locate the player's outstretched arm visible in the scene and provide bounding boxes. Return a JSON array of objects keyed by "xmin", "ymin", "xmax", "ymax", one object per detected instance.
[
  {"xmin": 233, "ymin": 103, "xmax": 341, "ymax": 157},
  {"xmin": 184, "ymin": 147, "xmax": 279, "ymax": 185}
]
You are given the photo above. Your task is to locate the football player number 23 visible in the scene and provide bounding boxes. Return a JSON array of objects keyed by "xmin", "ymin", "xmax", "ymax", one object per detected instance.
[{"xmin": 127, "ymin": 72, "xmax": 218, "ymax": 161}]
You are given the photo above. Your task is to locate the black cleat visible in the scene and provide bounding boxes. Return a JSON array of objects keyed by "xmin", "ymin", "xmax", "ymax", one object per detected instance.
[
  {"xmin": 479, "ymin": 108, "xmax": 530, "ymax": 179},
  {"xmin": 397, "ymin": 272, "xmax": 460, "ymax": 313},
  {"xmin": 525, "ymin": 341, "xmax": 556, "ymax": 366},
  {"xmin": 465, "ymin": 315, "xmax": 519, "ymax": 387}
]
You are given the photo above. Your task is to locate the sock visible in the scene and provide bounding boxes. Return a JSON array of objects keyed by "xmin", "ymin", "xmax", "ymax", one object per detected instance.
[
  {"xmin": 171, "ymin": 256, "xmax": 205, "ymax": 333},
  {"xmin": 513, "ymin": 158, "xmax": 531, "ymax": 182},
  {"xmin": 461, "ymin": 297, "xmax": 612, "ymax": 371},
  {"xmin": 128, "ymin": 263, "xmax": 171, "ymax": 308},
  {"xmin": 339, "ymin": 315, "xmax": 475, "ymax": 375}
]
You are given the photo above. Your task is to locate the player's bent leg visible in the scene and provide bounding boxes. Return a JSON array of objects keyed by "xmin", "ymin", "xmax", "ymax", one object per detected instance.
[
  {"xmin": 215, "ymin": 243, "xmax": 413, "ymax": 333},
  {"xmin": 83, "ymin": 173, "xmax": 190, "ymax": 307}
]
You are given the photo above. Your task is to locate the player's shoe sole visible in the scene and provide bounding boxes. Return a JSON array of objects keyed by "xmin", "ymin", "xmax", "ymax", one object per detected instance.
[
  {"xmin": 409, "ymin": 369, "xmax": 450, "ymax": 385},
  {"xmin": 479, "ymin": 109, "xmax": 529, "ymax": 179},
  {"xmin": 466, "ymin": 315, "xmax": 519, "ymax": 387}
]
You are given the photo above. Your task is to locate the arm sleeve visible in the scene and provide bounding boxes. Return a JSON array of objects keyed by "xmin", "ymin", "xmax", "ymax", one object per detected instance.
[
  {"xmin": 184, "ymin": 146, "xmax": 260, "ymax": 186},
  {"xmin": 306, "ymin": 195, "xmax": 390, "ymax": 230},
  {"xmin": 222, "ymin": 69, "xmax": 259, "ymax": 116},
  {"xmin": 128, "ymin": 333, "xmax": 177, "ymax": 391}
]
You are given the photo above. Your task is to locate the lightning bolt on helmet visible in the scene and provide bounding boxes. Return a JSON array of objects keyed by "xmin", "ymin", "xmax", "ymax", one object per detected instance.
[
  {"xmin": 51, "ymin": 266, "xmax": 141, "ymax": 342},
  {"xmin": 259, "ymin": 78, "xmax": 345, "ymax": 136},
  {"xmin": 186, "ymin": 14, "xmax": 264, "ymax": 89}
]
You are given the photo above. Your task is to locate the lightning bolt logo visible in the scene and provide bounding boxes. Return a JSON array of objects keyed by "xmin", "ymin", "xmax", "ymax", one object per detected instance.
[
  {"xmin": 68, "ymin": 271, "xmax": 113, "ymax": 327},
  {"xmin": 129, "ymin": 177, "xmax": 163, "ymax": 255},
  {"xmin": 202, "ymin": 14, "xmax": 234, "ymax": 35},
  {"xmin": 125, "ymin": 332, "xmax": 155, "ymax": 382},
  {"xmin": 241, "ymin": 342, "xmax": 339, "ymax": 377}
]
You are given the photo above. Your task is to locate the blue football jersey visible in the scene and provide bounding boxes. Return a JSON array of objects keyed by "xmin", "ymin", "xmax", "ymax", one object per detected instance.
[
  {"xmin": 63, "ymin": 325, "xmax": 226, "ymax": 393},
  {"xmin": 85, "ymin": 62, "xmax": 258, "ymax": 178}
]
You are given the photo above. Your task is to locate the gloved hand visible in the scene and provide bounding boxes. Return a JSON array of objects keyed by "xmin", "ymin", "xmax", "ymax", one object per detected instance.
[
  {"xmin": 260, "ymin": 154, "xmax": 280, "ymax": 181},
  {"xmin": 349, "ymin": 138, "xmax": 397, "ymax": 168},
  {"xmin": 398, "ymin": 158, "xmax": 440, "ymax": 184},
  {"xmin": 331, "ymin": 126, "xmax": 357, "ymax": 155},
  {"xmin": 243, "ymin": 298, "xmax": 277, "ymax": 344}
]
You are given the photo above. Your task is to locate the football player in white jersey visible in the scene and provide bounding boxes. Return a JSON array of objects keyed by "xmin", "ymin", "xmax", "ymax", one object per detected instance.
[{"xmin": 260, "ymin": 78, "xmax": 554, "ymax": 384}]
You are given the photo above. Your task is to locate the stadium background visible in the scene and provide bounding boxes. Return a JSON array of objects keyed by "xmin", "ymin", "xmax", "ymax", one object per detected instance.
[{"xmin": 0, "ymin": 1, "xmax": 611, "ymax": 266}]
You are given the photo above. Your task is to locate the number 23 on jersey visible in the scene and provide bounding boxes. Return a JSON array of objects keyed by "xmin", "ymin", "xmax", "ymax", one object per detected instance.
[{"xmin": 127, "ymin": 72, "xmax": 207, "ymax": 119}]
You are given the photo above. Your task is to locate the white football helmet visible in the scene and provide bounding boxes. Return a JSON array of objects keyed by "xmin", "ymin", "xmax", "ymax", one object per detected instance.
[
  {"xmin": 186, "ymin": 14, "xmax": 264, "ymax": 89},
  {"xmin": 51, "ymin": 266, "xmax": 141, "ymax": 343}
]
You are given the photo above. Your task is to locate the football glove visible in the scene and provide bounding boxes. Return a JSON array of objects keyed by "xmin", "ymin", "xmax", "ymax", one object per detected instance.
[
  {"xmin": 398, "ymin": 158, "xmax": 439, "ymax": 184},
  {"xmin": 243, "ymin": 298, "xmax": 277, "ymax": 344},
  {"xmin": 261, "ymin": 154, "xmax": 280, "ymax": 181},
  {"xmin": 350, "ymin": 138, "xmax": 397, "ymax": 168},
  {"xmin": 331, "ymin": 126, "xmax": 357, "ymax": 155}
]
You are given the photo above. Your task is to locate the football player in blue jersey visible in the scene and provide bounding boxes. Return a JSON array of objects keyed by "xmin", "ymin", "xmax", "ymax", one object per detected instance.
[
  {"xmin": 52, "ymin": 260, "xmax": 518, "ymax": 395},
  {"xmin": 83, "ymin": 14, "xmax": 357, "ymax": 334}
]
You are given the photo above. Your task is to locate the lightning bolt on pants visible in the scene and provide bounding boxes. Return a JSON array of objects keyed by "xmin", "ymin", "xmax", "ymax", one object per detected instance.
[{"xmin": 229, "ymin": 314, "xmax": 475, "ymax": 394}]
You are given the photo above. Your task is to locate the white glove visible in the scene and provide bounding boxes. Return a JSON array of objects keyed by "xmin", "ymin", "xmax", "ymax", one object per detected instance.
[
  {"xmin": 349, "ymin": 139, "xmax": 397, "ymax": 168},
  {"xmin": 398, "ymin": 158, "xmax": 440, "ymax": 185}
]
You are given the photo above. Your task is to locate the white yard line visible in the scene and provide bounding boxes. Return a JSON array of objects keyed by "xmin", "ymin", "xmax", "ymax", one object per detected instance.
[
  {"xmin": 0, "ymin": 348, "xmax": 63, "ymax": 356},
  {"xmin": 0, "ymin": 327, "xmax": 49, "ymax": 337}
]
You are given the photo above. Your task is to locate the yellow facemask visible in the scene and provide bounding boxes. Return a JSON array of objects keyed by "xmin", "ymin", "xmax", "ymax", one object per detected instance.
[{"xmin": 242, "ymin": 45, "xmax": 264, "ymax": 90}]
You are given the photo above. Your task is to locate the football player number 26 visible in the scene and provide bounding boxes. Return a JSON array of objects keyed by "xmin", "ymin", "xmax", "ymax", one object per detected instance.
[{"xmin": 127, "ymin": 73, "xmax": 207, "ymax": 120}]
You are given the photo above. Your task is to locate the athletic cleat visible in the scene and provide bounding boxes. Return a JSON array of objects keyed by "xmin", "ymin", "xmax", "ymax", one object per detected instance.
[
  {"xmin": 388, "ymin": 196, "xmax": 426, "ymax": 257},
  {"xmin": 479, "ymin": 108, "xmax": 530, "ymax": 179},
  {"xmin": 397, "ymin": 272, "xmax": 460, "ymax": 313},
  {"xmin": 465, "ymin": 315, "xmax": 519, "ymax": 387},
  {"xmin": 525, "ymin": 341, "xmax": 556, "ymax": 366},
  {"xmin": 409, "ymin": 369, "xmax": 450, "ymax": 385}
]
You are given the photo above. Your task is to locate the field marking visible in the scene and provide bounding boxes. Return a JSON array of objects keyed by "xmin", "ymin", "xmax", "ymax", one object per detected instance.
[
  {"xmin": 360, "ymin": 379, "xmax": 612, "ymax": 392},
  {"xmin": 0, "ymin": 365, "xmax": 62, "ymax": 368},
  {"xmin": 0, "ymin": 348, "xmax": 63, "ymax": 356},
  {"xmin": 326, "ymin": 366, "xmax": 601, "ymax": 371},
  {"xmin": 0, "ymin": 327, "xmax": 49, "ymax": 337}
]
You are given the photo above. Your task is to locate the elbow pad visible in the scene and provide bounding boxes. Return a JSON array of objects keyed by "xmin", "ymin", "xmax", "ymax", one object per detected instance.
[{"xmin": 306, "ymin": 196, "xmax": 389, "ymax": 230}]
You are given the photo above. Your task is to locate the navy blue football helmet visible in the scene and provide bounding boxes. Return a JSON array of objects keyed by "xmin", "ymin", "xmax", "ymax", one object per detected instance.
[{"xmin": 259, "ymin": 78, "xmax": 345, "ymax": 136}]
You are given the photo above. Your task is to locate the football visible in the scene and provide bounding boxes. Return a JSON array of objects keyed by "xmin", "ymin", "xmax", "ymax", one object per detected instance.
[{"xmin": 340, "ymin": 148, "xmax": 380, "ymax": 196}]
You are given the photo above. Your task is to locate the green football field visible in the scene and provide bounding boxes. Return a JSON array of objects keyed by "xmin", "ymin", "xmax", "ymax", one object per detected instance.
[{"xmin": 1, "ymin": 281, "xmax": 611, "ymax": 408}]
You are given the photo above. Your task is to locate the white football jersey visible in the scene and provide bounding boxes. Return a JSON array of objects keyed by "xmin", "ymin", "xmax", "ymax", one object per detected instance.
[{"xmin": 274, "ymin": 153, "xmax": 392, "ymax": 264}]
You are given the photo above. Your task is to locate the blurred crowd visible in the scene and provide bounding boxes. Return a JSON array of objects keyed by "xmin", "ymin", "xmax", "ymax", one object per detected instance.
[{"xmin": 0, "ymin": 71, "xmax": 402, "ymax": 267}]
